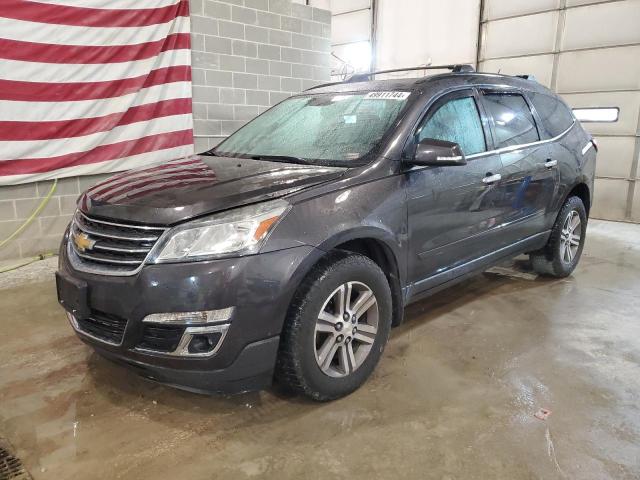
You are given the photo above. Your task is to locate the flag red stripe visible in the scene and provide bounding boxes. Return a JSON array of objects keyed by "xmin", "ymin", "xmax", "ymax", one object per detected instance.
[
  {"xmin": 0, "ymin": 0, "xmax": 189, "ymax": 28},
  {"xmin": 0, "ymin": 98, "xmax": 192, "ymax": 141},
  {"xmin": 0, "ymin": 130, "xmax": 193, "ymax": 175},
  {"xmin": 93, "ymin": 168, "xmax": 213, "ymax": 200},
  {"xmin": 87, "ymin": 159, "xmax": 203, "ymax": 195},
  {"xmin": 0, "ymin": 66, "xmax": 191, "ymax": 102},
  {"xmin": 0, "ymin": 33, "xmax": 190, "ymax": 64},
  {"xmin": 97, "ymin": 171, "xmax": 216, "ymax": 201},
  {"xmin": 124, "ymin": 178, "xmax": 217, "ymax": 201}
]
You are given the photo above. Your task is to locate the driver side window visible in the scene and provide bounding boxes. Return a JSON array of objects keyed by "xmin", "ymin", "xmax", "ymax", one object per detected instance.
[{"xmin": 416, "ymin": 96, "xmax": 486, "ymax": 156}]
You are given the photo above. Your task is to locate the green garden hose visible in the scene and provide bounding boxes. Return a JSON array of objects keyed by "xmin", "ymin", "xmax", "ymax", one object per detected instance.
[
  {"xmin": 0, "ymin": 252, "xmax": 56, "ymax": 274},
  {"xmin": 0, "ymin": 179, "xmax": 58, "ymax": 271}
]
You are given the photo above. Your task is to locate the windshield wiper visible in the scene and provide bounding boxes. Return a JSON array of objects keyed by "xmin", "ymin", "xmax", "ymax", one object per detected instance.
[
  {"xmin": 200, "ymin": 149, "xmax": 221, "ymax": 156},
  {"xmin": 249, "ymin": 155, "xmax": 311, "ymax": 165}
]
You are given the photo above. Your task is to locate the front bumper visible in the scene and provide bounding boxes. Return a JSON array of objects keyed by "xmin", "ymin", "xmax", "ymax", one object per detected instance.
[{"xmin": 56, "ymin": 239, "xmax": 323, "ymax": 394}]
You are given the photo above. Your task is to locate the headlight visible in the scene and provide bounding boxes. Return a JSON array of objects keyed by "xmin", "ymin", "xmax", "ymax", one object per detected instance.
[{"xmin": 152, "ymin": 199, "xmax": 290, "ymax": 262}]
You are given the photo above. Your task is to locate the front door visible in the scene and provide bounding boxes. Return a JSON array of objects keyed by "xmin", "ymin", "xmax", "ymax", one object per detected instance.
[
  {"xmin": 479, "ymin": 90, "xmax": 559, "ymax": 245},
  {"xmin": 406, "ymin": 89, "xmax": 505, "ymax": 293}
]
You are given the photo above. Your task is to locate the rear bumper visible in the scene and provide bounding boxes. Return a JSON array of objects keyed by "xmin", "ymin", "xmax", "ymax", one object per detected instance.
[{"xmin": 57, "ymin": 236, "xmax": 324, "ymax": 394}]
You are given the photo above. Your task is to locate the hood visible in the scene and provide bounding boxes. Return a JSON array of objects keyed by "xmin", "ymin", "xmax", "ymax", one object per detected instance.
[{"xmin": 78, "ymin": 155, "xmax": 345, "ymax": 225}]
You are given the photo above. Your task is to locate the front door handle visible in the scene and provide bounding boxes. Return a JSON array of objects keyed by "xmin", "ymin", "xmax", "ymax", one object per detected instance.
[
  {"xmin": 545, "ymin": 159, "xmax": 558, "ymax": 169},
  {"xmin": 482, "ymin": 173, "xmax": 502, "ymax": 185}
]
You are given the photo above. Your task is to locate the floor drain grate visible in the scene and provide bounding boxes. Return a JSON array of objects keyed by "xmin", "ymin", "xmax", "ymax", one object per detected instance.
[{"xmin": 0, "ymin": 440, "xmax": 31, "ymax": 480}]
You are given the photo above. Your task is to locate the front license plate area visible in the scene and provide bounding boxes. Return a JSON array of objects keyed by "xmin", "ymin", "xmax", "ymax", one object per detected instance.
[{"xmin": 55, "ymin": 272, "xmax": 89, "ymax": 318}]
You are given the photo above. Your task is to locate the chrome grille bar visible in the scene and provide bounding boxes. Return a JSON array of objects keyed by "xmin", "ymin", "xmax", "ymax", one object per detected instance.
[
  {"xmin": 77, "ymin": 210, "xmax": 165, "ymax": 231},
  {"xmin": 74, "ymin": 215, "xmax": 161, "ymax": 242},
  {"xmin": 68, "ymin": 210, "xmax": 168, "ymax": 276},
  {"xmin": 75, "ymin": 251, "xmax": 142, "ymax": 265}
]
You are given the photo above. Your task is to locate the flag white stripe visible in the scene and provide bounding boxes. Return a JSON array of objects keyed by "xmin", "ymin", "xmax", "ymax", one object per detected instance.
[
  {"xmin": 0, "ymin": 15, "xmax": 189, "ymax": 47},
  {"xmin": 4, "ymin": 114, "xmax": 192, "ymax": 160},
  {"xmin": 0, "ymin": 82, "xmax": 191, "ymax": 122},
  {"xmin": 33, "ymin": 0, "xmax": 182, "ymax": 10},
  {"xmin": 0, "ymin": 147, "xmax": 195, "ymax": 186},
  {"xmin": 0, "ymin": 50, "xmax": 191, "ymax": 83}
]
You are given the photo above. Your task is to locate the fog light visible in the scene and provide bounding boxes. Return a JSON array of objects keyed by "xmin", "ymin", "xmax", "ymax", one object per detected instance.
[
  {"xmin": 143, "ymin": 307, "xmax": 234, "ymax": 325},
  {"xmin": 188, "ymin": 332, "xmax": 223, "ymax": 354}
]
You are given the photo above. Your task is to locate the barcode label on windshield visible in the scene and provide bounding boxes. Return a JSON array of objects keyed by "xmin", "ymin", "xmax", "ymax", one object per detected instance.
[{"xmin": 365, "ymin": 91, "xmax": 410, "ymax": 100}]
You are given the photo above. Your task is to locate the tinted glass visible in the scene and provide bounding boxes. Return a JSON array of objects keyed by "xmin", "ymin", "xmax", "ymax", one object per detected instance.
[
  {"xmin": 416, "ymin": 96, "xmax": 486, "ymax": 155},
  {"xmin": 483, "ymin": 93, "xmax": 540, "ymax": 148},
  {"xmin": 529, "ymin": 92, "xmax": 575, "ymax": 137},
  {"xmin": 216, "ymin": 92, "xmax": 409, "ymax": 165}
]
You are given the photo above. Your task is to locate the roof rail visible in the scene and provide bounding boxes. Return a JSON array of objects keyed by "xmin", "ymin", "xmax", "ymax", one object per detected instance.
[
  {"xmin": 347, "ymin": 64, "xmax": 475, "ymax": 83},
  {"xmin": 304, "ymin": 64, "xmax": 476, "ymax": 92}
]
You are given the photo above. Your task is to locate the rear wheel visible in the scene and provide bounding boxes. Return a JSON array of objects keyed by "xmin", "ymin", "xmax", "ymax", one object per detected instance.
[
  {"xmin": 275, "ymin": 253, "xmax": 392, "ymax": 401},
  {"xmin": 530, "ymin": 196, "xmax": 587, "ymax": 277}
]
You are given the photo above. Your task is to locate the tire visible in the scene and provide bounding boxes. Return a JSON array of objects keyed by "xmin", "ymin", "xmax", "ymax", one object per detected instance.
[
  {"xmin": 530, "ymin": 196, "xmax": 587, "ymax": 278},
  {"xmin": 275, "ymin": 252, "xmax": 393, "ymax": 401}
]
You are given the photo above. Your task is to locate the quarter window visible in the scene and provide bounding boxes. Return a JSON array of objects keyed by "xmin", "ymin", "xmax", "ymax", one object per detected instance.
[
  {"xmin": 529, "ymin": 92, "xmax": 575, "ymax": 137},
  {"xmin": 416, "ymin": 96, "xmax": 486, "ymax": 156},
  {"xmin": 482, "ymin": 93, "xmax": 540, "ymax": 148}
]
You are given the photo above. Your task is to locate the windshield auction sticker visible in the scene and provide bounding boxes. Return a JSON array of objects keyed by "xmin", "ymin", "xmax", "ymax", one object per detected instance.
[{"xmin": 365, "ymin": 91, "xmax": 411, "ymax": 100}]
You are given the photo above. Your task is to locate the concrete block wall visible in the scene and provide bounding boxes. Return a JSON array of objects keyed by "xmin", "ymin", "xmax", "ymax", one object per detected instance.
[
  {"xmin": 0, "ymin": 175, "xmax": 109, "ymax": 261},
  {"xmin": 0, "ymin": 0, "xmax": 332, "ymax": 262},
  {"xmin": 189, "ymin": 0, "xmax": 332, "ymax": 152}
]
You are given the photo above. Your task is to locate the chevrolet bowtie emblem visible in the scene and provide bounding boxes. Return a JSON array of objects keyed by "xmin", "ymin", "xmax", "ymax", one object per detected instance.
[{"xmin": 73, "ymin": 232, "xmax": 96, "ymax": 252}]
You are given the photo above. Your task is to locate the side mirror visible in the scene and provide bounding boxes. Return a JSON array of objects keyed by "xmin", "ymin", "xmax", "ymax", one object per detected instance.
[{"xmin": 410, "ymin": 139, "xmax": 467, "ymax": 167}]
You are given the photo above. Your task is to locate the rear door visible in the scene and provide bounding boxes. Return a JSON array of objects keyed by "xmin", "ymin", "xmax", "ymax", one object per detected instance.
[
  {"xmin": 479, "ymin": 90, "xmax": 559, "ymax": 244},
  {"xmin": 526, "ymin": 91, "xmax": 578, "ymax": 230},
  {"xmin": 406, "ymin": 89, "xmax": 505, "ymax": 290}
]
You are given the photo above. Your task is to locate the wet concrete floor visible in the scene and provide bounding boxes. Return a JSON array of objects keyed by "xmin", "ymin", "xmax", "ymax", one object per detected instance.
[{"xmin": 0, "ymin": 219, "xmax": 639, "ymax": 479}]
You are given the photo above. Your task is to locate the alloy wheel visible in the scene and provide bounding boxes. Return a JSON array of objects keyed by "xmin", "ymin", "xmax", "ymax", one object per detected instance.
[
  {"xmin": 314, "ymin": 281, "xmax": 379, "ymax": 378},
  {"xmin": 560, "ymin": 210, "xmax": 581, "ymax": 264}
]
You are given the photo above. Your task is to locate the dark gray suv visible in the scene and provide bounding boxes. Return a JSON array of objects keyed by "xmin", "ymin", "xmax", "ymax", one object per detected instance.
[{"xmin": 56, "ymin": 66, "xmax": 596, "ymax": 401}]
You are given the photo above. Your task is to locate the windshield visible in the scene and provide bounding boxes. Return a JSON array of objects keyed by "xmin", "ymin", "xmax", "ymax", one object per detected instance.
[{"xmin": 213, "ymin": 91, "xmax": 411, "ymax": 166}]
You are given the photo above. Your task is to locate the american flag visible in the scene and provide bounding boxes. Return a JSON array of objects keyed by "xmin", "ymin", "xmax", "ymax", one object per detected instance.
[{"xmin": 0, "ymin": 0, "xmax": 195, "ymax": 186}]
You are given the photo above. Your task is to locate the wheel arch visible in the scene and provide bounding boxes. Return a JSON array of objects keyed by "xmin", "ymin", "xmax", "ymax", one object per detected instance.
[
  {"xmin": 316, "ymin": 229, "xmax": 405, "ymax": 327},
  {"xmin": 565, "ymin": 182, "xmax": 591, "ymax": 216}
]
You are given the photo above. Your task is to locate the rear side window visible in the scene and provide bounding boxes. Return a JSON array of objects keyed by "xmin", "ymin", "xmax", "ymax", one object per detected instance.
[
  {"xmin": 416, "ymin": 97, "xmax": 486, "ymax": 155},
  {"xmin": 482, "ymin": 93, "xmax": 540, "ymax": 148},
  {"xmin": 529, "ymin": 92, "xmax": 575, "ymax": 137}
]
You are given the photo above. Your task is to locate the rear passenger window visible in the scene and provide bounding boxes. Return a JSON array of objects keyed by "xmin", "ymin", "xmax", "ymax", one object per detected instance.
[
  {"xmin": 529, "ymin": 92, "xmax": 575, "ymax": 137},
  {"xmin": 417, "ymin": 96, "xmax": 486, "ymax": 155},
  {"xmin": 482, "ymin": 93, "xmax": 540, "ymax": 148}
]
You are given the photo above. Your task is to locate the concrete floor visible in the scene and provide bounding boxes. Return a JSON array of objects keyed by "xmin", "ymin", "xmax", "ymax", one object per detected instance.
[{"xmin": 1, "ymin": 219, "xmax": 639, "ymax": 479}]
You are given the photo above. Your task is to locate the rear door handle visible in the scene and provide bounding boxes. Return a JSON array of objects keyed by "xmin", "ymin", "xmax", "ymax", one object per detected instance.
[
  {"xmin": 482, "ymin": 173, "xmax": 502, "ymax": 185},
  {"xmin": 545, "ymin": 159, "xmax": 558, "ymax": 169}
]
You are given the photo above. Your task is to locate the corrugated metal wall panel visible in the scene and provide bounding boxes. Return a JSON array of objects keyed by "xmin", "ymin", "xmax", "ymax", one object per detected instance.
[
  {"xmin": 482, "ymin": 11, "xmax": 558, "ymax": 58},
  {"xmin": 593, "ymin": 136, "xmax": 637, "ymax": 178},
  {"xmin": 562, "ymin": 91, "xmax": 640, "ymax": 135},
  {"xmin": 592, "ymin": 178, "xmax": 630, "ymax": 220},
  {"xmin": 480, "ymin": 54, "xmax": 555, "ymax": 87},
  {"xmin": 331, "ymin": 8, "xmax": 371, "ymax": 45},
  {"xmin": 479, "ymin": 0, "xmax": 640, "ymax": 222},
  {"xmin": 562, "ymin": 0, "xmax": 640, "ymax": 50},
  {"xmin": 484, "ymin": 0, "xmax": 560, "ymax": 20},
  {"xmin": 556, "ymin": 46, "xmax": 640, "ymax": 93}
]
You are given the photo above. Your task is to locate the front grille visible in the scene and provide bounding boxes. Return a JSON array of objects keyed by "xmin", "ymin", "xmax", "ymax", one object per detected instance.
[
  {"xmin": 137, "ymin": 324, "xmax": 185, "ymax": 353},
  {"xmin": 76, "ymin": 310, "xmax": 127, "ymax": 345},
  {"xmin": 69, "ymin": 211, "xmax": 167, "ymax": 275}
]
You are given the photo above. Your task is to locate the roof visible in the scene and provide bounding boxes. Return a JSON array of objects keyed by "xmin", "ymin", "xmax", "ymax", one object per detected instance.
[{"xmin": 305, "ymin": 72, "xmax": 552, "ymax": 96}]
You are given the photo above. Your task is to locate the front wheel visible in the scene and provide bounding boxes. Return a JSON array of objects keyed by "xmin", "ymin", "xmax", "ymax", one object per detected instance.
[
  {"xmin": 275, "ymin": 253, "xmax": 392, "ymax": 401},
  {"xmin": 530, "ymin": 196, "xmax": 587, "ymax": 277}
]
